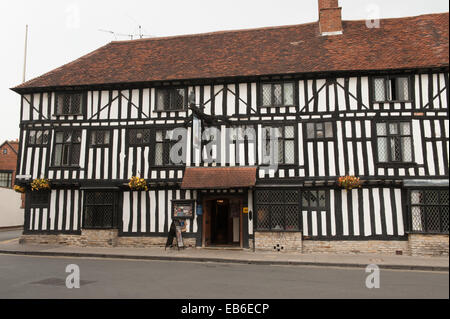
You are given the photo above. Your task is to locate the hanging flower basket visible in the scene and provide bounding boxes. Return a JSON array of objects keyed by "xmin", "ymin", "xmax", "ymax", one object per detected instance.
[
  {"xmin": 31, "ymin": 178, "xmax": 50, "ymax": 191},
  {"xmin": 14, "ymin": 185, "xmax": 26, "ymax": 194},
  {"xmin": 338, "ymin": 176, "xmax": 362, "ymax": 190},
  {"xmin": 128, "ymin": 176, "xmax": 148, "ymax": 191}
]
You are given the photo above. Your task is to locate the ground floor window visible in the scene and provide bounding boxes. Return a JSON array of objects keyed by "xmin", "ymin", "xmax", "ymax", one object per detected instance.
[
  {"xmin": 83, "ymin": 191, "xmax": 119, "ymax": 229},
  {"xmin": 255, "ymin": 189, "xmax": 300, "ymax": 231},
  {"xmin": 0, "ymin": 171, "xmax": 13, "ymax": 188},
  {"xmin": 30, "ymin": 191, "xmax": 49, "ymax": 208},
  {"xmin": 409, "ymin": 189, "xmax": 449, "ymax": 234}
]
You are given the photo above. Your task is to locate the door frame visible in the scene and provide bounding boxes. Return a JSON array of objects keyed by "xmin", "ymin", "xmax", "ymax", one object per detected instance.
[{"xmin": 201, "ymin": 193, "xmax": 245, "ymax": 248}]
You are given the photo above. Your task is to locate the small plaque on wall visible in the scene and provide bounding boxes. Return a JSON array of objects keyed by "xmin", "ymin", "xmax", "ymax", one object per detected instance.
[{"xmin": 172, "ymin": 200, "xmax": 195, "ymax": 219}]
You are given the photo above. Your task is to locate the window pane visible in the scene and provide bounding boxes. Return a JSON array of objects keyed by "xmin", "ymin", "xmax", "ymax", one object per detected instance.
[
  {"xmin": 28, "ymin": 131, "xmax": 36, "ymax": 145},
  {"xmin": 262, "ymin": 84, "xmax": 271, "ymax": 106},
  {"xmin": 376, "ymin": 123, "xmax": 386, "ymax": 136},
  {"xmin": 285, "ymin": 126, "xmax": 294, "ymax": 139},
  {"xmin": 104, "ymin": 131, "xmax": 110, "ymax": 144},
  {"xmin": 283, "ymin": 83, "xmax": 294, "ymax": 105},
  {"xmin": 70, "ymin": 94, "xmax": 81, "ymax": 114},
  {"xmin": 55, "ymin": 132, "xmax": 64, "ymax": 143},
  {"xmin": 402, "ymin": 137, "xmax": 412, "ymax": 162},
  {"xmin": 318, "ymin": 191, "xmax": 326, "ymax": 207},
  {"xmin": 156, "ymin": 131, "xmax": 163, "ymax": 142},
  {"xmin": 285, "ymin": 206, "xmax": 299, "ymax": 231},
  {"xmin": 156, "ymin": 90, "xmax": 168, "ymax": 111},
  {"xmin": 377, "ymin": 137, "xmax": 388, "ymax": 162},
  {"xmin": 54, "ymin": 144, "xmax": 62, "ymax": 166},
  {"xmin": 36, "ymin": 131, "xmax": 42, "ymax": 144},
  {"xmin": 306, "ymin": 123, "xmax": 315, "ymax": 139},
  {"xmin": 155, "ymin": 143, "xmax": 163, "ymax": 166},
  {"xmin": 256, "ymin": 207, "xmax": 270, "ymax": 230},
  {"xmin": 389, "ymin": 123, "xmax": 398, "ymax": 134},
  {"xmin": 43, "ymin": 131, "xmax": 49, "ymax": 144},
  {"xmin": 325, "ymin": 122, "xmax": 333, "ymax": 138},
  {"xmin": 56, "ymin": 95, "xmax": 64, "ymax": 114},
  {"xmin": 62, "ymin": 145, "xmax": 70, "ymax": 165},
  {"xmin": 271, "ymin": 206, "xmax": 284, "ymax": 230},
  {"xmin": 411, "ymin": 206, "xmax": 424, "ymax": 232},
  {"xmin": 400, "ymin": 122, "xmax": 411, "ymax": 135},
  {"xmin": 71, "ymin": 144, "xmax": 81, "ymax": 165},
  {"xmin": 277, "ymin": 141, "xmax": 284, "ymax": 164},
  {"xmin": 374, "ymin": 78, "xmax": 386, "ymax": 101},
  {"xmin": 273, "ymin": 84, "xmax": 282, "ymax": 106},
  {"xmin": 397, "ymin": 77, "xmax": 409, "ymax": 101},
  {"xmin": 172, "ymin": 89, "xmax": 185, "ymax": 109},
  {"xmin": 390, "ymin": 136, "xmax": 401, "ymax": 161},
  {"xmin": 411, "ymin": 191, "xmax": 423, "ymax": 204},
  {"xmin": 285, "ymin": 140, "xmax": 295, "ymax": 164}
]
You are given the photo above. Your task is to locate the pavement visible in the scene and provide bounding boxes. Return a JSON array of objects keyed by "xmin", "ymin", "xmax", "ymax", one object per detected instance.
[{"xmin": 0, "ymin": 230, "xmax": 448, "ymax": 272}]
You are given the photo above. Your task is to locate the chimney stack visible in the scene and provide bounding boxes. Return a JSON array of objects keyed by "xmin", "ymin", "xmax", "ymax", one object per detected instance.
[{"xmin": 318, "ymin": 0, "xmax": 343, "ymax": 36}]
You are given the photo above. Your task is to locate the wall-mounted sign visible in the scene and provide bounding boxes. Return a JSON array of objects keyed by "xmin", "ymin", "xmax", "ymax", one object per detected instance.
[
  {"xmin": 172, "ymin": 200, "xmax": 195, "ymax": 219},
  {"xmin": 243, "ymin": 207, "xmax": 249, "ymax": 214},
  {"xmin": 196, "ymin": 204, "xmax": 203, "ymax": 216}
]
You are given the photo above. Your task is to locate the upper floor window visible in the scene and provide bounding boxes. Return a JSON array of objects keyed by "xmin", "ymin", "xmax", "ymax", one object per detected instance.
[
  {"xmin": 376, "ymin": 122, "xmax": 413, "ymax": 163},
  {"xmin": 156, "ymin": 88, "xmax": 187, "ymax": 111},
  {"xmin": 28, "ymin": 130, "xmax": 50, "ymax": 147},
  {"xmin": 306, "ymin": 122, "xmax": 334, "ymax": 140},
  {"xmin": 263, "ymin": 126, "xmax": 295, "ymax": 165},
  {"xmin": 52, "ymin": 130, "xmax": 82, "ymax": 167},
  {"xmin": 128, "ymin": 129, "xmax": 151, "ymax": 146},
  {"xmin": 89, "ymin": 130, "xmax": 111, "ymax": 148},
  {"xmin": 373, "ymin": 76, "xmax": 410, "ymax": 102},
  {"xmin": 154, "ymin": 129, "xmax": 184, "ymax": 166},
  {"xmin": 0, "ymin": 171, "xmax": 12, "ymax": 188},
  {"xmin": 55, "ymin": 93, "xmax": 84, "ymax": 116},
  {"xmin": 261, "ymin": 82, "xmax": 294, "ymax": 107},
  {"xmin": 2, "ymin": 149, "xmax": 6, "ymax": 154}
]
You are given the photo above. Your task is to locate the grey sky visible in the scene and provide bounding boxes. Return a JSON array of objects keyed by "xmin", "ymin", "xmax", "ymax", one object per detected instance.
[{"xmin": 0, "ymin": 0, "xmax": 448, "ymax": 142}]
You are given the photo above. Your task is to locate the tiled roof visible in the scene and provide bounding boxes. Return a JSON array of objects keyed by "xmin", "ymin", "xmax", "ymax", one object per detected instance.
[
  {"xmin": 181, "ymin": 167, "xmax": 257, "ymax": 189},
  {"xmin": 13, "ymin": 12, "xmax": 449, "ymax": 91}
]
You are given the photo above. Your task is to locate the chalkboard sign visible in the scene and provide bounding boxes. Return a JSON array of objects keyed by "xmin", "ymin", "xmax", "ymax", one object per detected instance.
[{"xmin": 172, "ymin": 200, "xmax": 195, "ymax": 219}]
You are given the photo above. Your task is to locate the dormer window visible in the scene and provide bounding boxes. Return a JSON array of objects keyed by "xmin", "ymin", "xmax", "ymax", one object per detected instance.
[
  {"xmin": 55, "ymin": 92, "xmax": 84, "ymax": 116},
  {"xmin": 156, "ymin": 88, "xmax": 187, "ymax": 111},
  {"xmin": 261, "ymin": 82, "xmax": 294, "ymax": 107},
  {"xmin": 373, "ymin": 76, "xmax": 410, "ymax": 102}
]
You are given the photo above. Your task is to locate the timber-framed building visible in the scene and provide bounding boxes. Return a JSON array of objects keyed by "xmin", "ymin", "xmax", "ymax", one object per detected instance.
[{"xmin": 12, "ymin": 0, "xmax": 449, "ymax": 255}]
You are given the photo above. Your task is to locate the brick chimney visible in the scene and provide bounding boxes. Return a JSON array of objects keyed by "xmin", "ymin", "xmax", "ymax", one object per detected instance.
[{"xmin": 318, "ymin": 0, "xmax": 343, "ymax": 36}]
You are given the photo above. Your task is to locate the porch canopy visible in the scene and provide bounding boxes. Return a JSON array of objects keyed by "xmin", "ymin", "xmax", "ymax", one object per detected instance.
[{"xmin": 181, "ymin": 167, "xmax": 257, "ymax": 190}]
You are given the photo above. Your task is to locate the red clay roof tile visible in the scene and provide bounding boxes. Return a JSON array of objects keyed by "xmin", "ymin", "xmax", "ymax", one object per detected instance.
[{"xmin": 13, "ymin": 13, "xmax": 449, "ymax": 91}]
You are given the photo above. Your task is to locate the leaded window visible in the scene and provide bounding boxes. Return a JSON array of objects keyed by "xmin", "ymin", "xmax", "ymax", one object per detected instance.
[
  {"xmin": 0, "ymin": 171, "xmax": 12, "ymax": 188},
  {"xmin": 52, "ymin": 130, "xmax": 82, "ymax": 167},
  {"xmin": 128, "ymin": 129, "xmax": 151, "ymax": 146},
  {"xmin": 263, "ymin": 126, "xmax": 295, "ymax": 164},
  {"xmin": 301, "ymin": 190, "xmax": 327, "ymax": 210},
  {"xmin": 89, "ymin": 130, "xmax": 111, "ymax": 147},
  {"xmin": 30, "ymin": 191, "xmax": 50, "ymax": 208},
  {"xmin": 373, "ymin": 76, "xmax": 410, "ymax": 102},
  {"xmin": 83, "ymin": 191, "xmax": 119, "ymax": 229},
  {"xmin": 255, "ymin": 189, "xmax": 300, "ymax": 231},
  {"xmin": 55, "ymin": 93, "xmax": 84, "ymax": 115},
  {"xmin": 376, "ymin": 122, "xmax": 413, "ymax": 163},
  {"xmin": 261, "ymin": 82, "xmax": 294, "ymax": 106},
  {"xmin": 154, "ymin": 129, "xmax": 184, "ymax": 166},
  {"xmin": 28, "ymin": 130, "xmax": 50, "ymax": 147},
  {"xmin": 409, "ymin": 189, "xmax": 449, "ymax": 234},
  {"xmin": 156, "ymin": 88, "xmax": 187, "ymax": 111},
  {"xmin": 306, "ymin": 122, "xmax": 334, "ymax": 140}
]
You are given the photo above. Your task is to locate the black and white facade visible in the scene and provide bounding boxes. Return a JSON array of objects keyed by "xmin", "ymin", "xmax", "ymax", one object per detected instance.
[{"xmin": 13, "ymin": 3, "xmax": 449, "ymax": 254}]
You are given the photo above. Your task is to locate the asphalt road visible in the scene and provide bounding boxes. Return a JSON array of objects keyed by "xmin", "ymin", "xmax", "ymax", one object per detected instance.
[
  {"xmin": 0, "ymin": 254, "xmax": 447, "ymax": 299},
  {"xmin": 0, "ymin": 229, "xmax": 22, "ymax": 242}
]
